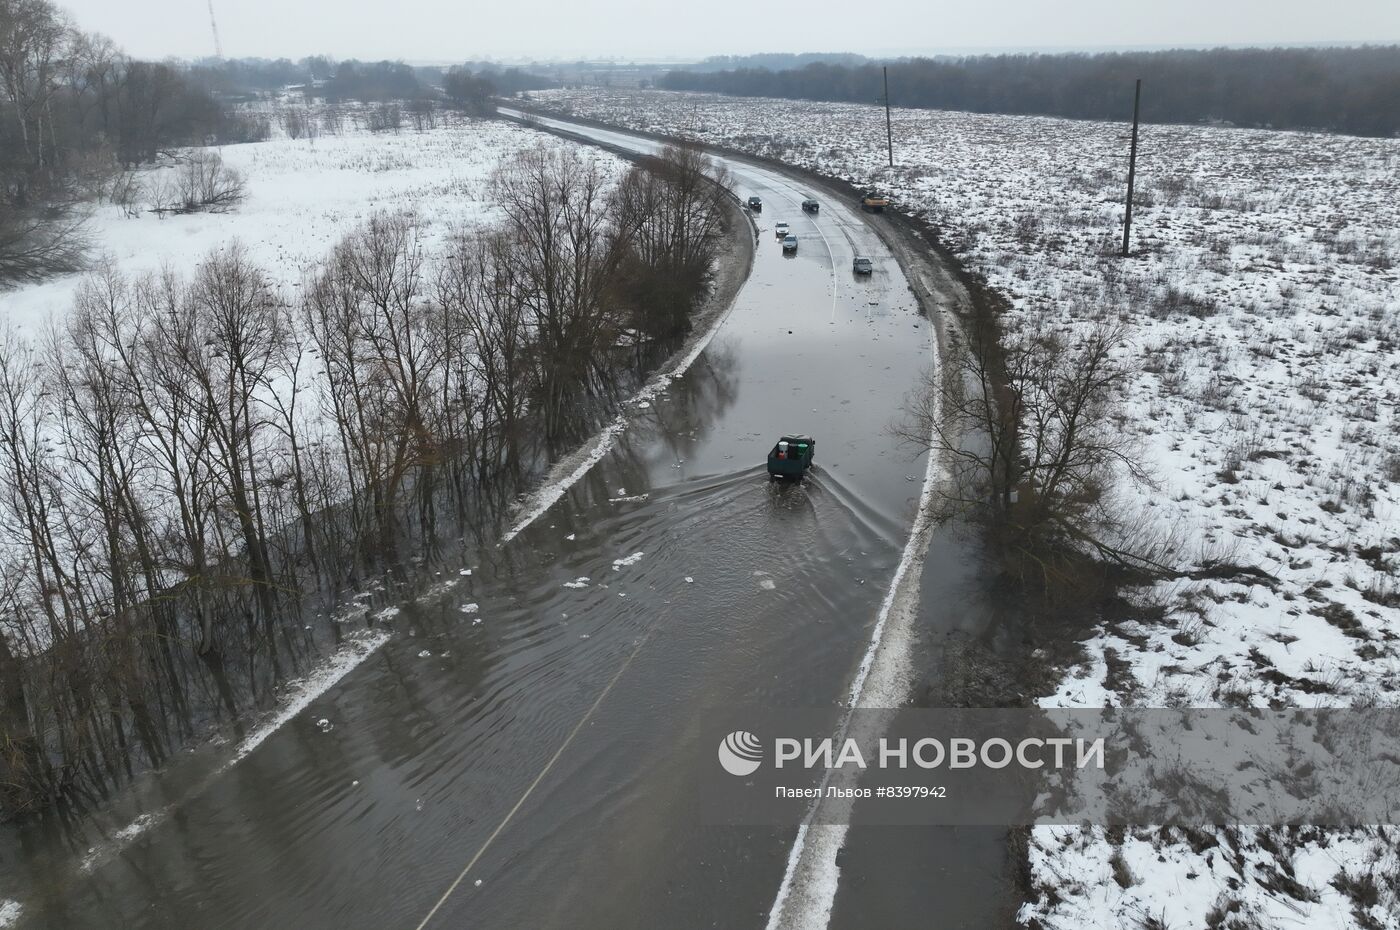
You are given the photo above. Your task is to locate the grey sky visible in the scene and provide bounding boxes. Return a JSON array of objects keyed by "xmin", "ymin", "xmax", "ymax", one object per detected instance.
[{"xmin": 58, "ymin": 0, "xmax": 1400, "ymax": 62}]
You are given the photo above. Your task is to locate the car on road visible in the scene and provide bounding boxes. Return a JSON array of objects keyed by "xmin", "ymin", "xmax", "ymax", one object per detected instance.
[
  {"xmin": 852, "ymin": 256, "xmax": 873, "ymax": 274},
  {"xmin": 859, "ymin": 191, "xmax": 889, "ymax": 212},
  {"xmin": 747, "ymin": 196, "xmax": 762, "ymax": 211},
  {"xmin": 801, "ymin": 199, "xmax": 819, "ymax": 213},
  {"xmin": 774, "ymin": 221, "xmax": 790, "ymax": 239},
  {"xmin": 782, "ymin": 235, "xmax": 798, "ymax": 253}
]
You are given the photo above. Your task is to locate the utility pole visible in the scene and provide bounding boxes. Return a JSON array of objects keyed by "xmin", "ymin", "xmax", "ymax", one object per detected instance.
[
  {"xmin": 883, "ymin": 66, "xmax": 893, "ymax": 168},
  {"xmin": 1122, "ymin": 78, "xmax": 1141, "ymax": 258}
]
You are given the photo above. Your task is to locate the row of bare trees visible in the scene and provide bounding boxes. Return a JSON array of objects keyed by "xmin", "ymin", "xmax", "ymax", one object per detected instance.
[
  {"xmin": 0, "ymin": 141, "xmax": 731, "ymax": 816},
  {"xmin": 0, "ymin": 0, "xmax": 238, "ymax": 283}
]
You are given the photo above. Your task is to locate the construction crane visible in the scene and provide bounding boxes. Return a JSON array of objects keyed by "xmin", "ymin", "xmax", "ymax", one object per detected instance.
[{"xmin": 207, "ymin": 0, "xmax": 224, "ymax": 59}]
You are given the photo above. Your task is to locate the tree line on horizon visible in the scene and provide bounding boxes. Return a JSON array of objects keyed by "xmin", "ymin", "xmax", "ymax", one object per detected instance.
[
  {"xmin": 186, "ymin": 56, "xmax": 556, "ymax": 105},
  {"xmin": 659, "ymin": 46, "xmax": 1400, "ymax": 137}
]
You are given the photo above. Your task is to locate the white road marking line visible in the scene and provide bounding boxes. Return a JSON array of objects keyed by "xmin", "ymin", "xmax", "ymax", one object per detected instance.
[{"xmin": 414, "ymin": 634, "xmax": 648, "ymax": 929}]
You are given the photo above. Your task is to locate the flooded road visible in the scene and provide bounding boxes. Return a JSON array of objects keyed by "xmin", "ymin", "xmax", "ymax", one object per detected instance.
[{"xmin": 0, "ymin": 114, "xmax": 1005, "ymax": 929}]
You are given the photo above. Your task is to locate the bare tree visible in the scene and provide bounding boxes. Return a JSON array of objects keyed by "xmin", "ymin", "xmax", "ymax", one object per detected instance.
[
  {"xmin": 172, "ymin": 152, "xmax": 245, "ymax": 213},
  {"xmin": 0, "ymin": 201, "xmax": 87, "ymax": 281},
  {"xmin": 609, "ymin": 142, "xmax": 730, "ymax": 338},
  {"xmin": 900, "ymin": 316, "xmax": 1154, "ymax": 591},
  {"xmin": 433, "ymin": 225, "xmax": 534, "ymax": 474},
  {"xmin": 183, "ymin": 245, "xmax": 285, "ymax": 617},
  {"xmin": 493, "ymin": 145, "xmax": 630, "ymax": 430}
]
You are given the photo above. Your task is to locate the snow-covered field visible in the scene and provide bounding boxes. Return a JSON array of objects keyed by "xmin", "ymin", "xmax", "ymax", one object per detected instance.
[
  {"xmin": 525, "ymin": 88, "xmax": 1400, "ymax": 928},
  {"xmin": 3, "ymin": 107, "xmax": 618, "ymax": 333}
]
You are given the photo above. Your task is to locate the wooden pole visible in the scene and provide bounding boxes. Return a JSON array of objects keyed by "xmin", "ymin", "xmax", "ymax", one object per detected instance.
[
  {"xmin": 884, "ymin": 66, "xmax": 894, "ymax": 168},
  {"xmin": 1122, "ymin": 78, "xmax": 1141, "ymax": 258}
]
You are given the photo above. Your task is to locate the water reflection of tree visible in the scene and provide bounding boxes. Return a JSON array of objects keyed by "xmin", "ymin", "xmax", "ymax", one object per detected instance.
[{"xmin": 633, "ymin": 338, "xmax": 742, "ymax": 472}]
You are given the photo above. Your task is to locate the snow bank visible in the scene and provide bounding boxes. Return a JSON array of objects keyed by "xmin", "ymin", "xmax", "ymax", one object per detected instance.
[{"xmin": 229, "ymin": 629, "xmax": 390, "ymax": 765}]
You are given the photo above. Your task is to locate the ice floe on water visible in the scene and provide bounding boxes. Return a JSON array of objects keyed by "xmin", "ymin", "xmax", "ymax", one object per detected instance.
[
  {"xmin": 79, "ymin": 808, "xmax": 173, "ymax": 873},
  {"xmin": 229, "ymin": 630, "xmax": 390, "ymax": 764},
  {"xmin": 612, "ymin": 552, "xmax": 645, "ymax": 570}
]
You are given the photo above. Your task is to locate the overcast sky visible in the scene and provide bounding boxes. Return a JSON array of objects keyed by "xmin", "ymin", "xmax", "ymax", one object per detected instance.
[{"xmin": 57, "ymin": 0, "xmax": 1400, "ymax": 62}]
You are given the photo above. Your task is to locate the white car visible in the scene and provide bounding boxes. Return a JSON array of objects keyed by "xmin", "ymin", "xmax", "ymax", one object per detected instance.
[{"xmin": 774, "ymin": 222, "xmax": 790, "ymax": 239}]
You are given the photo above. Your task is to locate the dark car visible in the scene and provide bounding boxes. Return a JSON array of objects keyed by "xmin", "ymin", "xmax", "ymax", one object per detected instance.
[
  {"xmin": 852, "ymin": 257, "xmax": 873, "ymax": 274},
  {"xmin": 748, "ymin": 196, "xmax": 762, "ymax": 211},
  {"xmin": 801, "ymin": 199, "xmax": 819, "ymax": 213}
]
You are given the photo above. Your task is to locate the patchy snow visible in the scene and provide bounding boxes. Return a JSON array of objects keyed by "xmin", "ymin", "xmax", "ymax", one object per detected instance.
[
  {"xmin": 78, "ymin": 807, "xmax": 175, "ymax": 874},
  {"xmin": 1020, "ymin": 825, "xmax": 1400, "ymax": 930},
  {"xmin": 527, "ymin": 89, "xmax": 1400, "ymax": 930},
  {"xmin": 0, "ymin": 901, "xmax": 19, "ymax": 928}
]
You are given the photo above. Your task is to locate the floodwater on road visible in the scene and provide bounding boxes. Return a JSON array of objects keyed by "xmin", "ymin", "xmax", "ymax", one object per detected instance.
[{"xmin": 0, "ymin": 114, "xmax": 1011, "ymax": 930}]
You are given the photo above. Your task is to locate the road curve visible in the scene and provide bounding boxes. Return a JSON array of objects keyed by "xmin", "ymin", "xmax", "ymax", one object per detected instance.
[{"xmin": 5, "ymin": 112, "xmax": 969, "ymax": 930}]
